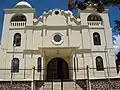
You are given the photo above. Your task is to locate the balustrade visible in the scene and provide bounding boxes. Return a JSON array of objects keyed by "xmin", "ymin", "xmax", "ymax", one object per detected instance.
[
  {"xmin": 10, "ymin": 21, "xmax": 26, "ymax": 27},
  {"xmin": 87, "ymin": 21, "xmax": 103, "ymax": 27}
]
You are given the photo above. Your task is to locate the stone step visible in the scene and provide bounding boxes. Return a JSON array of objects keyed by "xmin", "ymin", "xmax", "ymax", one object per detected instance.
[
  {"xmin": 44, "ymin": 82, "xmax": 53, "ymax": 90},
  {"xmin": 43, "ymin": 81, "xmax": 83, "ymax": 90},
  {"xmin": 63, "ymin": 82, "xmax": 83, "ymax": 90}
]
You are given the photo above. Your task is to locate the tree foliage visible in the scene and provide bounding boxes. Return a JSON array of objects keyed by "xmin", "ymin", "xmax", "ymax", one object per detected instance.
[
  {"xmin": 83, "ymin": 0, "xmax": 120, "ymax": 32},
  {"xmin": 83, "ymin": 0, "xmax": 120, "ymax": 6},
  {"xmin": 102, "ymin": 0, "xmax": 120, "ymax": 6},
  {"xmin": 68, "ymin": 0, "xmax": 120, "ymax": 31},
  {"xmin": 83, "ymin": 0, "xmax": 120, "ymax": 31},
  {"xmin": 68, "ymin": 0, "xmax": 120, "ymax": 12}
]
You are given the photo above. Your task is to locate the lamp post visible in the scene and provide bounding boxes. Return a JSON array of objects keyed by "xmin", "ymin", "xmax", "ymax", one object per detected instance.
[
  {"xmin": 11, "ymin": 71, "xmax": 13, "ymax": 90},
  {"xmin": 31, "ymin": 66, "xmax": 35, "ymax": 90}
]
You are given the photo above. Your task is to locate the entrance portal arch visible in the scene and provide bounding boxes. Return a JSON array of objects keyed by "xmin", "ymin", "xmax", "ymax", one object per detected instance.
[{"xmin": 47, "ymin": 58, "xmax": 69, "ymax": 80}]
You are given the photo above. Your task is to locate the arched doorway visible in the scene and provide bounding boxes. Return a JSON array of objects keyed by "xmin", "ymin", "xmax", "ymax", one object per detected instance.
[{"xmin": 47, "ymin": 58, "xmax": 69, "ymax": 80}]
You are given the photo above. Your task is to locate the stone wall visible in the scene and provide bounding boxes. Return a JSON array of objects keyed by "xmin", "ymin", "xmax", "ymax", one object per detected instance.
[
  {"xmin": 0, "ymin": 79, "xmax": 120, "ymax": 90},
  {"xmin": 0, "ymin": 81, "xmax": 31, "ymax": 90},
  {"xmin": 91, "ymin": 79, "xmax": 120, "ymax": 90}
]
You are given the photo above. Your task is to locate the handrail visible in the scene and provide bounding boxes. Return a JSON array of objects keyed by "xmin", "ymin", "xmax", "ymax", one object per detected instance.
[{"xmin": 0, "ymin": 67, "xmax": 117, "ymax": 80}]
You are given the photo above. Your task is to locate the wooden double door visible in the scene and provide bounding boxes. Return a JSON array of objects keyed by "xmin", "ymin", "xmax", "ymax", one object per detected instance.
[{"xmin": 47, "ymin": 58, "xmax": 69, "ymax": 80}]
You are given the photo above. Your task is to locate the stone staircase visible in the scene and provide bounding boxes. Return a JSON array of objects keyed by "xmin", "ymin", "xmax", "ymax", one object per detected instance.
[
  {"xmin": 42, "ymin": 81, "xmax": 83, "ymax": 90},
  {"xmin": 63, "ymin": 81, "xmax": 83, "ymax": 90},
  {"xmin": 43, "ymin": 82, "xmax": 53, "ymax": 90}
]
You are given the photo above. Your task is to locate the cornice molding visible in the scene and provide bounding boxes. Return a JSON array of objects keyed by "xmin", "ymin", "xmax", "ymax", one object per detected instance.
[
  {"xmin": 4, "ymin": 8, "xmax": 36, "ymax": 13},
  {"xmin": 79, "ymin": 8, "xmax": 109, "ymax": 14},
  {"xmin": 25, "ymin": 25, "xmax": 88, "ymax": 30}
]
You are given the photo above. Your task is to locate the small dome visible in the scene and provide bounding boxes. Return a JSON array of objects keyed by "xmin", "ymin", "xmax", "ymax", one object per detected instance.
[{"xmin": 15, "ymin": 1, "xmax": 32, "ymax": 8}]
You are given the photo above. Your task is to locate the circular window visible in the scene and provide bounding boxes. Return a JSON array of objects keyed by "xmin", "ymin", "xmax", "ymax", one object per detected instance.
[
  {"xmin": 52, "ymin": 33, "xmax": 63, "ymax": 45},
  {"xmin": 54, "ymin": 11, "xmax": 59, "ymax": 15},
  {"xmin": 54, "ymin": 34, "xmax": 61, "ymax": 42}
]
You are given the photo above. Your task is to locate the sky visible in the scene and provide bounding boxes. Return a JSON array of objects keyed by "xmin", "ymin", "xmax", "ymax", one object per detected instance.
[{"xmin": 0, "ymin": 0, "xmax": 120, "ymax": 39}]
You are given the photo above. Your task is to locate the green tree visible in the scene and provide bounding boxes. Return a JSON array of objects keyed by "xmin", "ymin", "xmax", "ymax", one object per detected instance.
[
  {"xmin": 83, "ymin": 0, "xmax": 120, "ymax": 6},
  {"xmin": 68, "ymin": 0, "xmax": 120, "ymax": 31},
  {"xmin": 83, "ymin": 0, "xmax": 120, "ymax": 31}
]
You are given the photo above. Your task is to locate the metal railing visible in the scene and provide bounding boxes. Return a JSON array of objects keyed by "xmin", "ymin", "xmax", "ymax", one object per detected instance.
[
  {"xmin": 0, "ymin": 66, "xmax": 118, "ymax": 80},
  {"xmin": 0, "ymin": 66, "xmax": 118, "ymax": 90}
]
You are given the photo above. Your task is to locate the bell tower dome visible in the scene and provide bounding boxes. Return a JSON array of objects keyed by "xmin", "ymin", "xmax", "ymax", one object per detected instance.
[{"xmin": 14, "ymin": 1, "xmax": 32, "ymax": 8}]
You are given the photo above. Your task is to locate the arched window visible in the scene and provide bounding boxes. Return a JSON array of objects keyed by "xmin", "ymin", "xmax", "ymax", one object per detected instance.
[
  {"xmin": 87, "ymin": 14, "xmax": 103, "ymax": 26},
  {"xmin": 37, "ymin": 57, "xmax": 41, "ymax": 72},
  {"xmin": 96, "ymin": 56, "xmax": 104, "ymax": 71},
  {"xmin": 10, "ymin": 15, "xmax": 27, "ymax": 27},
  {"xmin": 87, "ymin": 14, "xmax": 102, "ymax": 21},
  {"xmin": 11, "ymin": 15, "xmax": 27, "ymax": 22},
  {"xmin": 11, "ymin": 58, "xmax": 19, "ymax": 73},
  {"xmin": 93, "ymin": 32, "xmax": 101, "ymax": 45},
  {"xmin": 13, "ymin": 33, "xmax": 21, "ymax": 46}
]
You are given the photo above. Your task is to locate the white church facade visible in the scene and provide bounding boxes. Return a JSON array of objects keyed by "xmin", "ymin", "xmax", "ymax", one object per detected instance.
[{"xmin": 0, "ymin": 1, "xmax": 120, "ymax": 90}]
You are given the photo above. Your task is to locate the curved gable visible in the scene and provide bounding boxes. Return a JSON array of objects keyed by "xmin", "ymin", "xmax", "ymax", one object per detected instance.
[
  {"xmin": 33, "ymin": 9, "xmax": 81, "ymax": 26},
  {"xmin": 46, "ymin": 10, "xmax": 68, "ymax": 26}
]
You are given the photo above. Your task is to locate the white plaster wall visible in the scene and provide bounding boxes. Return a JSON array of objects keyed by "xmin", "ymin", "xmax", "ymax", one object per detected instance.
[
  {"xmin": 26, "ymin": 30, "xmax": 33, "ymax": 49},
  {"xmin": 80, "ymin": 12, "xmax": 113, "ymax": 48},
  {"xmin": 90, "ymin": 29, "xmax": 106, "ymax": 51},
  {"xmin": 46, "ymin": 14, "xmax": 67, "ymax": 26},
  {"xmin": 80, "ymin": 13, "xmax": 88, "ymax": 25},
  {"xmin": 1, "ymin": 14, "xmax": 13, "ymax": 49},
  {"xmin": 25, "ymin": 13, "xmax": 34, "ymax": 25},
  {"xmin": 43, "ymin": 30, "xmax": 68, "ymax": 47},
  {"xmin": 90, "ymin": 52, "xmax": 107, "ymax": 77},
  {"xmin": 0, "ymin": 8, "xmax": 117, "ymax": 81},
  {"xmin": 33, "ymin": 30, "xmax": 42, "ymax": 49},
  {"xmin": 70, "ymin": 30, "xmax": 82, "ymax": 47},
  {"xmin": 101, "ymin": 13, "xmax": 113, "ymax": 48},
  {"xmin": 8, "ymin": 30, "xmax": 25, "ymax": 51},
  {"xmin": 81, "ymin": 29, "xmax": 91, "ymax": 49},
  {"xmin": 72, "ymin": 54, "xmax": 86, "ymax": 79},
  {"xmin": 0, "ymin": 53, "xmax": 25, "ymax": 80}
]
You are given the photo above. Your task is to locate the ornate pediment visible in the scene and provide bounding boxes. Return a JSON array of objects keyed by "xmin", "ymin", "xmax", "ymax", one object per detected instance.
[{"xmin": 33, "ymin": 9, "xmax": 81, "ymax": 26}]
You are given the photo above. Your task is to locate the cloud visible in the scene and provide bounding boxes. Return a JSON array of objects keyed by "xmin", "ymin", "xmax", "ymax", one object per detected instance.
[{"xmin": 113, "ymin": 34, "xmax": 120, "ymax": 59}]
